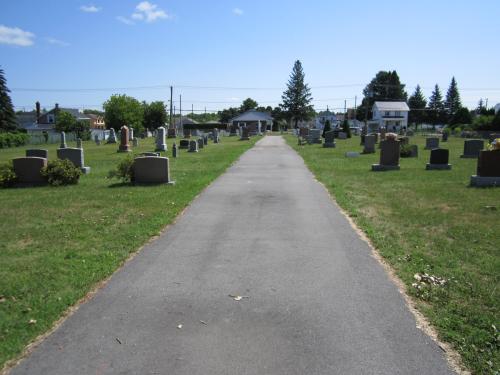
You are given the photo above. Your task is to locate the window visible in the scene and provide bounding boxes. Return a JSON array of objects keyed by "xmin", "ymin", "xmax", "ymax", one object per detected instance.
[
  {"xmin": 385, "ymin": 111, "xmax": 390, "ymax": 116},
  {"xmin": 395, "ymin": 111, "xmax": 401, "ymax": 116}
]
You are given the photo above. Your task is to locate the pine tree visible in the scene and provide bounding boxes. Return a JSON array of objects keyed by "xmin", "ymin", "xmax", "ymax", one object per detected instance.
[
  {"xmin": 427, "ymin": 84, "xmax": 445, "ymax": 126},
  {"xmin": 281, "ymin": 60, "xmax": 314, "ymax": 128},
  {"xmin": 0, "ymin": 68, "xmax": 17, "ymax": 132},
  {"xmin": 445, "ymin": 76, "xmax": 462, "ymax": 116},
  {"xmin": 408, "ymin": 85, "xmax": 427, "ymax": 127}
]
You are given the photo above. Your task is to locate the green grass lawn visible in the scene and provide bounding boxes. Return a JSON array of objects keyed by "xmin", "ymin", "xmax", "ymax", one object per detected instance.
[
  {"xmin": 285, "ymin": 134, "xmax": 499, "ymax": 374},
  {"xmin": 0, "ymin": 136, "xmax": 257, "ymax": 370}
]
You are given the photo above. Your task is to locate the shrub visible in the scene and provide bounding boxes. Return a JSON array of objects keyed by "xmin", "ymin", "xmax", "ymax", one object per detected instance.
[
  {"xmin": 400, "ymin": 144, "xmax": 413, "ymax": 158},
  {"xmin": 41, "ymin": 159, "xmax": 81, "ymax": 186},
  {"xmin": 0, "ymin": 162, "xmax": 17, "ymax": 188},
  {"xmin": 108, "ymin": 155, "xmax": 135, "ymax": 182},
  {"xmin": 0, "ymin": 132, "xmax": 29, "ymax": 149}
]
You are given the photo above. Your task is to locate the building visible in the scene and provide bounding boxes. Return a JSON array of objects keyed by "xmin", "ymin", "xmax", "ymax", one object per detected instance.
[
  {"xmin": 494, "ymin": 103, "xmax": 500, "ymax": 114},
  {"xmin": 86, "ymin": 113, "xmax": 106, "ymax": 129},
  {"xmin": 314, "ymin": 109, "xmax": 338, "ymax": 130},
  {"xmin": 229, "ymin": 110, "xmax": 273, "ymax": 134},
  {"xmin": 370, "ymin": 101, "xmax": 409, "ymax": 132}
]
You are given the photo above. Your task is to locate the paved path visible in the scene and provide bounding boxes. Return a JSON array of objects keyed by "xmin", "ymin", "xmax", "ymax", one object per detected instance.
[{"xmin": 11, "ymin": 136, "xmax": 454, "ymax": 375}]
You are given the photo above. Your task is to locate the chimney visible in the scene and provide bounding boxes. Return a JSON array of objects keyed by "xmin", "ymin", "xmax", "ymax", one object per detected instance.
[
  {"xmin": 36, "ymin": 101, "xmax": 40, "ymax": 124},
  {"xmin": 55, "ymin": 103, "xmax": 59, "ymax": 111}
]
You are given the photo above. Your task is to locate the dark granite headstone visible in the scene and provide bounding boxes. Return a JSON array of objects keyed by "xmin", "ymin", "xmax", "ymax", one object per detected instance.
[
  {"xmin": 425, "ymin": 137, "xmax": 439, "ymax": 150},
  {"xmin": 240, "ymin": 127, "xmax": 250, "ymax": 141},
  {"xmin": 363, "ymin": 135, "xmax": 376, "ymax": 153},
  {"xmin": 26, "ymin": 149, "xmax": 48, "ymax": 159},
  {"xmin": 323, "ymin": 131, "xmax": 336, "ymax": 148},
  {"xmin": 442, "ymin": 132, "xmax": 448, "ymax": 142},
  {"xmin": 460, "ymin": 139, "xmax": 484, "ymax": 158},
  {"xmin": 470, "ymin": 150, "xmax": 500, "ymax": 186},
  {"xmin": 372, "ymin": 139, "xmax": 400, "ymax": 171},
  {"xmin": 179, "ymin": 139, "xmax": 190, "ymax": 149}
]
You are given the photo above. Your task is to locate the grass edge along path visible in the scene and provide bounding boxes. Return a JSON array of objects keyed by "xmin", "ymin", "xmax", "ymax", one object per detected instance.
[
  {"xmin": 284, "ymin": 134, "xmax": 499, "ymax": 375},
  {"xmin": 0, "ymin": 136, "xmax": 258, "ymax": 372}
]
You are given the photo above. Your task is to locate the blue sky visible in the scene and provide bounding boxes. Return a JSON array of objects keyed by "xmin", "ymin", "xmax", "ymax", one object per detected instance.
[{"xmin": 1, "ymin": 0, "xmax": 499, "ymax": 114}]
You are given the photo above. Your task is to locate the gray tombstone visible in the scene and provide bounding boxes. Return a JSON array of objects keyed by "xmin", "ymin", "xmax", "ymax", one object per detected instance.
[
  {"xmin": 129, "ymin": 127, "xmax": 134, "ymax": 141},
  {"xmin": 380, "ymin": 129, "xmax": 386, "ymax": 141},
  {"xmin": 240, "ymin": 127, "xmax": 250, "ymax": 141},
  {"xmin": 345, "ymin": 152, "xmax": 360, "ymax": 158},
  {"xmin": 426, "ymin": 148, "xmax": 451, "ymax": 170},
  {"xmin": 12, "ymin": 157, "xmax": 47, "ymax": 185},
  {"xmin": 197, "ymin": 137, "xmax": 204, "ymax": 149},
  {"xmin": 139, "ymin": 152, "xmax": 160, "ymax": 157},
  {"xmin": 57, "ymin": 147, "xmax": 90, "ymax": 174},
  {"xmin": 372, "ymin": 139, "xmax": 400, "ymax": 171},
  {"xmin": 369, "ymin": 133, "xmax": 378, "ymax": 143},
  {"xmin": 363, "ymin": 135, "xmax": 376, "ymax": 154},
  {"xmin": 442, "ymin": 132, "xmax": 448, "ymax": 142},
  {"xmin": 167, "ymin": 128, "xmax": 177, "ymax": 138},
  {"xmin": 323, "ymin": 131, "xmax": 336, "ymax": 148},
  {"xmin": 338, "ymin": 132, "xmax": 347, "ymax": 140},
  {"xmin": 133, "ymin": 138, "xmax": 139, "ymax": 147},
  {"xmin": 155, "ymin": 126, "xmax": 167, "ymax": 152},
  {"xmin": 188, "ymin": 140, "xmax": 199, "ymax": 153},
  {"xmin": 203, "ymin": 135, "xmax": 208, "ymax": 146},
  {"xmin": 172, "ymin": 143, "xmax": 178, "ymax": 158},
  {"xmin": 460, "ymin": 139, "xmax": 484, "ymax": 158},
  {"xmin": 95, "ymin": 136, "xmax": 101, "ymax": 146},
  {"xmin": 399, "ymin": 136, "xmax": 410, "ymax": 145},
  {"xmin": 107, "ymin": 128, "xmax": 117, "ymax": 144},
  {"xmin": 60, "ymin": 132, "xmax": 67, "ymax": 148},
  {"xmin": 309, "ymin": 129, "xmax": 322, "ymax": 144},
  {"xmin": 26, "ymin": 149, "xmax": 48, "ymax": 158},
  {"xmin": 183, "ymin": 128, "xmax": 192, "ymax": 138},
  {"xmin": 76, "ymin": 138, "xmax": 82, "ymax": 149},
  {"xmin": 133, "ymin": 156, "xmax": 174, "ymax": 185},
  {"xmin": 408, "ymin": 144, "xmax": 418, "ymax": 158},
  {"xmin": 179, "ymin": 139, "xmax": 190, "ymax": 149},
  {"xmin": 425, "ymin": 137, "xmax": 439, "ymax": 150}
]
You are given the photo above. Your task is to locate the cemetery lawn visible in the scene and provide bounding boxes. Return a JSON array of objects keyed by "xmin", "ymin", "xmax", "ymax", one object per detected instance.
[
  {"xmin": 0, "ymin": 136, "xmax": 257, "ymax": 370},
  {"xmin": 285, "ymin": 134, "xmax": 499, "ymax": 375}
]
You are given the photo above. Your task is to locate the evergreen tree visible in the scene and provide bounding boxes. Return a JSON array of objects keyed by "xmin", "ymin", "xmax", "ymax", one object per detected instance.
[
  {"xmin": 281, "ymin": 60, "xmax": 314, "ymax": 128},
  {"xmin": 449, "ymin": 107, "xmax": 472, "ymax": 126},
  {"xmin": 0, "ymin": 68, "xmax": 17, "ymax": 132},
  {"xmin": 341, "ymin": 119, "xmax": 351, "ymax": 138},
  {"xmin": 427, "ymin": 84, "xmax": 445, "ymax": 126},
  {"xmin": 445, "ymin": 76, "xmax": 462, "ymax": 117},
  {"xmin": 408, "ymin": 84, "xmax": 427, "ymax": 127}
]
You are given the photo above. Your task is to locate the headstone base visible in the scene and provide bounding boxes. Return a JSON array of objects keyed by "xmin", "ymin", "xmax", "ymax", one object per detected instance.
[
  {"xmin": 155, "ymin": 145, "xmax": 167, "ymax": 152},
  {"xmin": 460, "ymin": 155, "xmax": 478, "ymax": 159},
  {"xmin": 362, "ymin": 150, "xmax": 375, "ymax": 154},
  {"xmin": 188, "ymin": 149, "xmax": 199, "ymax": 153},
  {"xmin": 240, "ymin": 137, "xmax": 250, "ymax": 141},
  {"xmin": 118, "ymin": 147, "xmax": 132, "ymax": 153},
  {"xmin": 470, "ymin": 175, "xmax": 500, "ymax": 187},
  {"xmin": 81, "ymin": 167, "xmax": 91, "ymax": 174},
  {"xmin": 426, "ymin": 164, "xmax": 452, "ymax": 170},
  {"xmin": 345, "ymin": 152, "xmax": 360, "ymax": 158},
  {"xmin": 371, "ymin": 164, "xmax": 400, "ymax": 171},
  {"xmin": 323, "ymin": 142, "xmax": 336, "ymax": 148}
]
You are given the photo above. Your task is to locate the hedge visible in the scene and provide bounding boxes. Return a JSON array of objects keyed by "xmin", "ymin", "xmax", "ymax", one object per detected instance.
[{"xmin": 0, "ymin": 132, "xmax": 30, "ymax": 149}]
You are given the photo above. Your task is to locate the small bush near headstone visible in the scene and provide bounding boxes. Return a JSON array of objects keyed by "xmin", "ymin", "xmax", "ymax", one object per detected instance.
[
  {"xmin": 0, "ymin": 162, "xmax": 17, "ymax": 188},
  {"xmin": 0, "ymin": 132, "xmax": 30, "ymax": 149},
  {"xmin": 41, "ymin": 159, "xmax": 82, "ymax": 186},
  {"xmin": 400, "ymin": 144, "xmax": 413, "ymax": 158},
  {"xmin": 108, "ymin": 155, "xmax": 135, "ymax": 182}
]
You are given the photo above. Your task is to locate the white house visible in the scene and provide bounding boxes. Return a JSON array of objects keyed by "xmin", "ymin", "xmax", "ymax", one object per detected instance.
[
  {"xmin": 494, "ymin": 103, "xmax": 500, "ymax": 114},
  {"xmin": 314, "ymin": 109, "xmax": 338, "ymax": 130},
  {"xmin": 371, "ymin": 101, "xmax": 409, "ymax": 132},
  {"xmin": 229, "ymin": 110, "xmax": 273, "ymax": 134}
]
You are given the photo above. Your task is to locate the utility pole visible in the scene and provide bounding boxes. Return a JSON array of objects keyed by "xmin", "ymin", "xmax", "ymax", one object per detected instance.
[
  {"xmin": 354, "ymin": 96, "xmax": 357, "ymax": 112},
  {"xmin": 169, "ymin": 86, "xmax": 173, "ymax": 129},
  {"xmin": 485, "ymin": 98, "xmax": 488, "ymax": 110},
  {"xmin": 192, "ymin": 104, "xmax": 194, "ymax": 116},
  {"xmin": 179, "ymin": 95, "xmax": 182, "ymax": 132}
]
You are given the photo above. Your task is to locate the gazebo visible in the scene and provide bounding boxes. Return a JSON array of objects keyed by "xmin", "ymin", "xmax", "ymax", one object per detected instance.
[{"xmin": 229, "ymin": 110, "xmax": 273, "ymax": 135}]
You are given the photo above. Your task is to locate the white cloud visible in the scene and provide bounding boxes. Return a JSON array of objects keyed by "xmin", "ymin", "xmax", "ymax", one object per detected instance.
[
  {"xmin": 116, "ymin": 16, "xmax": 135, "ymax": 25},
  {"xmin": 80, "ymin": 5, "xmax": 101, "ymax": 13},
  {"xmin": 46, "ymin": 37, "xmax": 70, "ymax": 47},
  {"xmin": 233, "ymin": 8, "xmax": 243, "ymax": 16},
  {"xmin": 0, "ymin": 25, "xmax": 35, "ymax": 47},
  {"xmin": 133, "ymin": 1, "xmax": 169, "ymax": 22}
]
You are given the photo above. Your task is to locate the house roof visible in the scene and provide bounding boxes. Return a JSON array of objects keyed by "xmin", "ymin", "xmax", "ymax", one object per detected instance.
[
  {"xmin": 174, "ymin": 116, "xmax": 198, "ymax": 126},
  {"xmin": 373, "ymin": 101, "xmax": 409, "ymax": 111},
  {"xmin": 230, "ymin": 109, "xmax": 273, "ymax": 122},
  {"xmin": 316, "ymin": 110, "xmax": 337, "ymax": 118}
]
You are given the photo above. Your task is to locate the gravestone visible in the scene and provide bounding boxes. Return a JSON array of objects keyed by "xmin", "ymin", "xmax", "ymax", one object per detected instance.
[
  {"xmin": 406, "ymin": 130, "xmax": 414, "ymax": 136},
  {"xmin": 133, "ymin": 138, "xmax": 139, "ymax": 147},
  {"xmin": 470, "ymin": 150, "xmax": 500, "ymax": 186},
  {"xmin": 372, "ymin": 139, "xmax": 400, "ymax": 171},
  {"xmin": 369, "ymin": 133, "xmax": 378, "ymax": 143},
  {"xmin": 118, "ymin": 126, "xmax": 132, "ymax": 152},
  {"xmin": 345, "ymin": 152, "xmax": 360, "ymax": 158},
  {"xmin": 12, "ymin": 157, "xmax": 47, "ymax": 185},
  {"xmin": 133, "ymin": 156, "xmax": 174, "ymax": 185},
  {"xmin": 408, "ymin": 144, "xmax": 418, "ymax": 158},
  {"xmin": 240, "ymin": 127, "xmax": 250, "ymax": 141},
  {"xmin": 229, "ymin": 125, "xmax": 237, "ymax": 136},
  {"xmin": 76, "ymin": 138, "xmax": 82, "ymax": 149},
  {"xmin": 203, "ymin": 135, "xmax": 208, "ymax": 146},
  {"xmin": 363, "ymin": 135, "xmax": 376, "ymax": 154},
  {"xmin": 338, "ymin": 132, "xmax": 347, "ymax": 140},
  {"xmin": 380, "ymin": 129, "xmax": 386, "ymax": 141},
  {"xmin": 167, "ymin": 128, "xmax": 177, "ymax": 138},
  {"xmin": 442, "ymin": 132, "xmax": 448, "ymax": 142},
  {"xmin": 172, "ymin": 143, "xmax": 178, "ymax": 158},
  {"xmin": 323, "ymin": 131, "xmax": 336, "ymax": 148},
  {"xmin": 299, "ymin": 128, "xmax": 309, "ymax": 138},
  {"xmin": 107, "ymin": 128, "xmax": 117, "ymax": 144},
  {"xmin": 399, "ymin": 136, "xmax": 410, "ymax": 145},
  {"xmin": 426, "ymin": 148, "xmax": 451, "ymax": 170},
  {"xmin": 309, "ymin": 129, "xmax": 322, "ymax": 144},
  {"xmin": 57, "ymin": 147, "xmax": 90, "ymax": 173},
  {"xmin": 188, "ymin": 140, "xmax": 199, "ymax": 153},
  {"xmin": 155, "ymin": 127, "xmax": 167, "ymax": 152},
  {"xmin": 183, "ymin": 128, "xmax": 192, "ymax": 138},
  {"xmin": 360, "ymin": 134, "xmax": 365, "ymax": 146},
  {"xmin": 425, "ymin": 137, "xmax": 439, "ymax": 150},
  {"xmin": 460, "ymin": 139, "xmax": 484, "ymax": 158},
  {"xmin": 213, "ymin": 129, "xmax": 220, "ymax": 143},
  {"xmin": 197, "ymin": 137, "xmax": 204, "ymax": 149},
  {"xmin": 60, "ymin": 132, "xmax": 67, "ymax": 148},
  {"xmin": 26, "ymin": 149, "xmax": 48, "ymax": 158},
  {"xmin": 139, "ymin": 152, "xmax": 160, "ymax": 157},
  {"xmin": 129, "ymin": 127, "xmax": 134, "ymax": 141},
  {"xmin": 179, "ymin": 139, "xmax": 190, "ymax": 149}
]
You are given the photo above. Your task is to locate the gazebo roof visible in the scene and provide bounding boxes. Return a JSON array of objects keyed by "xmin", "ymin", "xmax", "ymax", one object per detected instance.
[{"xmin": 230, "ymin": 110, "xmax": 273, "ymax": 122}]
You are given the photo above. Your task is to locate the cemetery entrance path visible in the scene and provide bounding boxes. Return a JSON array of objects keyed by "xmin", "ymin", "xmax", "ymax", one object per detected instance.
[{"xmin": 10, "ymin": 136, "xmax": 454, "ymax": 375}]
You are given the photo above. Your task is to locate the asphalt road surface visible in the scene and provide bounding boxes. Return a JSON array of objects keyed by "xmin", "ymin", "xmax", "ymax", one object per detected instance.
[{"xmin": 11, "ymin": 136, "xmax": 454, "ymax": 375}]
